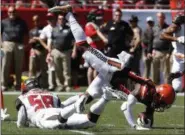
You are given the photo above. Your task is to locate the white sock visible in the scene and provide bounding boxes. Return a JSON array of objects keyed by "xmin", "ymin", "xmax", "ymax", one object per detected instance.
[
  {"xmin": 61, "ymin": 95, "xmax": 80, "ymax": 107},
  {"xmin": 90, "ymin": 97, "xmax": 108, "ymax": 115},
  {"xmin": 60, "ymin": 104, "xmax": 76, "ymax": 119},
  {"xmin": 65, "ymin": 12, "xmax": 86, "ymax": 43},
  {"xmin": 121, "ymin": 94, "xmax": 137, "ymax": 128}
]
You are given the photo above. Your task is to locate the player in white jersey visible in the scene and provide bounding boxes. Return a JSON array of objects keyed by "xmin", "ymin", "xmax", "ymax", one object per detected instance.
[
  {"xmin": 16, "ymin": 78, "xmax": 84, "ymax": 129},
  {"xmin": 160, "ymin": 14, "xmax": 185, "ymax": 92},
  {"xmin": 15, "ymin": 78, "xmax": 118, "ymax": 129}
]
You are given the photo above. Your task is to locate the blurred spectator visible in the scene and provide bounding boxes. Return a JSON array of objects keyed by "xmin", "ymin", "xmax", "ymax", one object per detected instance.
[
  {"xmin": 50, "ymin": 14, "xmax": 74, "ymax": 92},
  {"xmin": 154, "ymin": 0, "xmax": 169, "ymax": 9},
  {"xmin": 142, "ymin": 16, "xmax": 154, "ymax": 78},
  {"xmin": 1, "ymin": 6, "xmax": 28, "ymax": 91},
  {"xmin": 31, "ymin": 0, "xmax": 46, "ymax": 8},
  {"xmin": 101, "ymin": 8, "xmax": 133, "ymax": 57},
  {"xmin": 135, "ymin": 0, "xmax": 148, "ymax": 9},
  {"xmin": 39, "ymin": 13, "xmax": 57, "ymax": 91},
  {"xmin": 15, "ymin": 0, "xmax": 24, "ymax": 8},
  {"xmin": 129, "ymin": 15, "xmax": 142, "ymax": 75},
  {"xmin": 28, "ymin": 15, "xmax": 48, "ymax": 88},
  {"xmin": 85, "ymin": 9, "xmax": 108, "ymax": 85},
  {"xmin": 149, "ymin": 12, "xmax": 171, "ymax": 84}
]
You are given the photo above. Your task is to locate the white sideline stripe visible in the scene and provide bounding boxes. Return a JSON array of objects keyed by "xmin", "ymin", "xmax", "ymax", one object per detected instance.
[
  {"xmin": 69, "ymin": 130, "xmax": 94, "ymax": 135},
  {"xmin": 2, "ymin": 92, "xmax": 184, "ymax": 96},
  {"xmin": 3, "ymin": 92, "xmax": 83, "ymax": 95}
]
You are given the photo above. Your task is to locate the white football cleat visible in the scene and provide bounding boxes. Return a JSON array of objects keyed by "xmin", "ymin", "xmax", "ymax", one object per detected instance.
[
  {"xmin": 48, "ymin": 4, "xmax": 72, "ymax": 14},
  {"xmin": 74, "ymin": 94, "xmax": 87, "ymax": 113},
  {"xmin": 1, "ymin": 108, "xmax": 10, "ymax": 121},
  {"xmin": 134, "ymin": 124, "xmax": 151, "ymax": 130},
  {"xmin": 103, "ymin": 86, "xmax": 128, "ymax": 100}
]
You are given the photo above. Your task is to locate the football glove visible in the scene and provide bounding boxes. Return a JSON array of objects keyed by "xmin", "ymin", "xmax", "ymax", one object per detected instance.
[{"xmin": 177, "ymin": 36, "xmax": 185, "ymax": 44}]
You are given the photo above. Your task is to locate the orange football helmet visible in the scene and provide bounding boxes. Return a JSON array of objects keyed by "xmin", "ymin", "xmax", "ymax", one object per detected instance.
[{"xmin": 152, "ymin": 84, "xmax": 176, "ymax": 112}]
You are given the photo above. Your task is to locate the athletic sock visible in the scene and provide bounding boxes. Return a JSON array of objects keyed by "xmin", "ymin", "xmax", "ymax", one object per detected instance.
[
  {"xmin": 61, "ymin": 95, "xmax": 80, "ymax": 107},
  {"xmin": 90, "ymin": 97, "xmax": 108, "ymax": 115},
  {"xmin": 65, "ymin": 12, "xmax": 86, "ymax": 43}
]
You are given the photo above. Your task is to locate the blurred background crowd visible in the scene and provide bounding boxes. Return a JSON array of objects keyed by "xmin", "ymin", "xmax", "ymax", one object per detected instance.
[
  {"xmin": 1, "ymin": 0, "xmax": 184, "ymax": 92},
  {"xmin": 1, "ymin": 0, "xmax": 171, "ymax": 9}
]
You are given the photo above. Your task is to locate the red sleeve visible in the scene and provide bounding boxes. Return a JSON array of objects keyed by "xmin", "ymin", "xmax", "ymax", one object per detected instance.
[
  {"xmin": 128, "ymin": 71, "xmax": 146, "ymax": 84},
  {"xmin": 85, "ymin": 23, "xmax": 97, "ymax": 37}
]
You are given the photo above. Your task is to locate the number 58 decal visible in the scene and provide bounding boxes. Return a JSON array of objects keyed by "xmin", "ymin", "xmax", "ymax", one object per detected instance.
[{"xmin": 28, "ymin": 95, "xmax": 54, "ymax": 111}]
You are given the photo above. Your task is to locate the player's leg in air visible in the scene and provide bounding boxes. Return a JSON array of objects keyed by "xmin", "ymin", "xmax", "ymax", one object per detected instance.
[{"xmin": 48, "ymin": 4, "xmax": 133, "ymax": 113}]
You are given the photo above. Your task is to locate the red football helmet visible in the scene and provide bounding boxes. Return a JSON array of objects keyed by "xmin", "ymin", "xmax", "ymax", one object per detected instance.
[{"xmin": 153, "ymin": 84, "xmax": 176, "ymax": 112}]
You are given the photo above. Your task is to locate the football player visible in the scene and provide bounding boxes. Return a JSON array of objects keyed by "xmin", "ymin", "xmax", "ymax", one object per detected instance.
[
  {"xmin": 120, "ymin": 83, "xmax": 176, "ymax": 130},
  {"xmin": 47, "ymin": 4, "xmax": 155, "ymax": 114},
  {"xmin": 85, "ymin": 9, "xmax": 108, "ymax": 85},
  {"xmin": 16, "ymin": 78, "xmax": 114, "ymax": 129},
  {"xmin": 160, "ymin": 14, "xmax": 185, "ymax": 92},
  {"xmin": 15, "ymin": 78, "xmax": 84, "ymax": 129}
]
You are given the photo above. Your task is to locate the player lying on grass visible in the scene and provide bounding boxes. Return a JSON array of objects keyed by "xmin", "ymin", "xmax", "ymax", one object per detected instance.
[{"xmin": 15, "ymin": 78, "xmax": 115, "ymax": 129}]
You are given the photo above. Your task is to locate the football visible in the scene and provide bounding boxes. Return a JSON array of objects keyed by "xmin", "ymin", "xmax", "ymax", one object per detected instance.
[{"xmin": 137, "ymin": 112, "xmax": 152, "ymax": 128}]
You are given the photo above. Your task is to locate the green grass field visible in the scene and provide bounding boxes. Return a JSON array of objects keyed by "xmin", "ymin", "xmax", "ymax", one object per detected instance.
[{"xmin": 2, "ymin": 93, "xmax": 185, "ymax": 135}]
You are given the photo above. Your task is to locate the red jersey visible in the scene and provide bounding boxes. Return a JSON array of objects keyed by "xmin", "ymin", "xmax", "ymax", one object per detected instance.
[{"xmin": 85, "ymin": 22, "xmax": 105, "ymax": 50}]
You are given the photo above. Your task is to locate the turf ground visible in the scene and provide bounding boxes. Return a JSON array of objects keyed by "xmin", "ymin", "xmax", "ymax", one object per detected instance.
[{"xmin": 1, "ymin": 92, "xmax": 185, "ymax": 135}]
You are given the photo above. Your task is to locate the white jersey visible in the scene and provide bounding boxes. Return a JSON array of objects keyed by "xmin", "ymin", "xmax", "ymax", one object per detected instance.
[
  {"xmin": 172, "ymin": 24, "xmax": 185, "ymax": 63},
  {"xmin": 17, "ymin": 89, "xmax": 60, "ymax": 124},
  {"xmin": 82, "ymin": 48, "xmax": 132, "ymax": 81}
]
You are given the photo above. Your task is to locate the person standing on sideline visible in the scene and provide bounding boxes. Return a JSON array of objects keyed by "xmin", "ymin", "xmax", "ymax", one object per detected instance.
[
  {"xmin": 39, "ymin": 12, "xmax": 57, "ymax": 91},
  {"xmin": 148, "ymin": 12, "xmax": 172, "ymax": 85},
  {"xmin": 101, "ymin": 8, "xmax": 133, "ymax": 58},
  {"xmin": 142, "ymin": 16, "xmax": 154, "ymax": 78},
  {"xmin": 50, "ymin": 14, "xmax": 74, "ymax": 92},
  {"xmin": 129, "ymin": 15, "xmax": 142, "ymax": 76},
  {"xmin": 1, "ymin": 6, "xmax": 28, "ymax": 91},
  {"xmin": 28, "ymin": 15, "xmax": 48, "ymax": 88}
]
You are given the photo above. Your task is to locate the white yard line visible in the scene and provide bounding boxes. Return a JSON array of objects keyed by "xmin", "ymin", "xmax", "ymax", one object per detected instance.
[
  {"xmin": 2, "ymin": 92, "xmax": 185, "ymax": 96},
  {"xmin": 69, "ymin": 130, "xmax": 95, "ymax": 135}
]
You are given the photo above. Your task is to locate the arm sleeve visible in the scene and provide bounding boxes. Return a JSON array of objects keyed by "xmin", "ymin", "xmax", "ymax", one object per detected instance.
[{"xmin": 17, "ymin": 105, "xmax": 28, "ymax": 128}]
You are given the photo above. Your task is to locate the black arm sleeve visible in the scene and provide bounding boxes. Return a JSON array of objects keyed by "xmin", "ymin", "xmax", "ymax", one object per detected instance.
[{"xmin": 15, "ymin": 98, "xmax": 23, "ymax": 111}]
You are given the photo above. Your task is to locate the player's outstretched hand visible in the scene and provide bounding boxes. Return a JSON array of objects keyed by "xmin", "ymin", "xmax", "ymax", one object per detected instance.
[
  {"xmin": 177, "ymin": 36, "xmax": 185, "ymax": 44},
  {"xmin": 145, "ymin": 79, "xmax": 155, "ymax": 88},
  {"xmin": 1, "ymin": 108, "xmax": 10, "ymax": 121}
]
